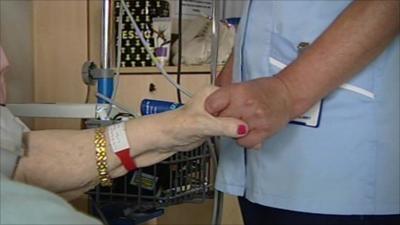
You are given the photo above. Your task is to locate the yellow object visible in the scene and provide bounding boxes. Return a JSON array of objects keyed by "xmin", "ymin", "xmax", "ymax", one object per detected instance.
[{"xmin": 94, "ymin": 127, "xmax": 112, "ymax": 187}]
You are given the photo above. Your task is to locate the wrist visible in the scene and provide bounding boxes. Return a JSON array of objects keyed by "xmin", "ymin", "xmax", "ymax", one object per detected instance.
[
  {"xmin": 124, "ymin": 119, "xmax": 151, "ymax": 156},
  {"xmin": 124, "ymin": 110, "xmax": 179, "ymax": 154},
  {"xmin": 275, "ymin": 71, "xmax": 315, "ymax": 119},
  {"xmin": 253, "ymin": 76, "xmax": 296, "ymax": 120},
  {"xmin": 155, "ymin": 110, "xmax": 182, "ymax": 148},
  {"xmin": 106, "ymin": 123, "xmax": 137, "ymax": 171}
]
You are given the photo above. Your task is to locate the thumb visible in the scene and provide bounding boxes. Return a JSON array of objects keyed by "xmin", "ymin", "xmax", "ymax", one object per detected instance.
[
  {"xmin": 204, "ymin": 87, "xmax": 231, "ymax": 116},
  {"xmin": 209, "ymin": 117, "xmax": 248, "ymax": 138}
]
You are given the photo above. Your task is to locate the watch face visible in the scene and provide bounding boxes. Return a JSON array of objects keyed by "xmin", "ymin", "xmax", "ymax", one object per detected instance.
[{"xmin": 115, "ymin": 0, "xmax": 170, "ymax": 67}]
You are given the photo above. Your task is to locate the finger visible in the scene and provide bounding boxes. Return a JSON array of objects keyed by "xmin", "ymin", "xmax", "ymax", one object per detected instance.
[
  {"xmin": 204, "ymin": 87, "xmax": 231, "ymax": 116},
  {"xmin": 242, "ymin": 113, "xmax": 269, "ymax": 133},
  {"xmin": 206, "ymin": 117, "xmax": 248, "ymax": 138},
  {"xmin": 237, "ymin": 130, "xmax": 267, "ymax": 149},
  {"xmin": 218, "ymin": 104, "xmax": 244, "ymax": 120},
  {"xmin": 219, "ymin": 99, "xmax": 259, "ymax": 122}
]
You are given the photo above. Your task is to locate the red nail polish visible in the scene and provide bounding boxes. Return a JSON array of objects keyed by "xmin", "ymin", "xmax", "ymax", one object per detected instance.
[{"xmin": 237, "ymin": 125, "xmax": 247, "ymax": 135}]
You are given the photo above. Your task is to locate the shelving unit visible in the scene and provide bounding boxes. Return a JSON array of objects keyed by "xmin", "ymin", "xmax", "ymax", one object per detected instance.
[
  {"xmin": 80, "ymin": 1, "xmax": 231, "ymax": 224},
  {"xmin": 119, "ymin": 64, "xmax": 224, "ymax": 74}
]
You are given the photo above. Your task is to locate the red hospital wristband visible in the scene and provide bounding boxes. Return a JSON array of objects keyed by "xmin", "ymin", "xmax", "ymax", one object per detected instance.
[
  {"xmin": 107, "ymin": 123, "xmax": 137, "ymax": 171},
  {"xmin": 115, "ymin": 149, "xmax": 137, "ymax": 171}
]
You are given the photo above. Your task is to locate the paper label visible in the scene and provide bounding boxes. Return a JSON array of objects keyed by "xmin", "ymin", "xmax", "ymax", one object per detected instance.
[
  {"xmin": 107, "ymin": 122, "xmax": 130, "ymax": 152},
  {"xmin": 130, "ymin": 172, "xmax": 158, "ymax": 191}
]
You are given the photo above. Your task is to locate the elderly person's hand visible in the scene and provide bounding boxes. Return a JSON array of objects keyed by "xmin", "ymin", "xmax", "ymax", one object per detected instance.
[
  {"xmin": 133, "ymin": 86, "xmax": 249, "ymax": 153},
  {"xmin": 13, "ymin": 86, "xmax": 248, "ymax": 200}
]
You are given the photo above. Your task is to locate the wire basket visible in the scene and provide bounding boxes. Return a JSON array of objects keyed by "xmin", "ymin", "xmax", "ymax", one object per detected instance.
[{"xmin": 88, "ymin": 141, "xmax": 214, "ymax": 224}]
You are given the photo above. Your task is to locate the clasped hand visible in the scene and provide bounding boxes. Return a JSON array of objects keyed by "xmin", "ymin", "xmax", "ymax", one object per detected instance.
[{"xmin": 205, "ymin": 77, "xmax": 293, "ymax": 149}]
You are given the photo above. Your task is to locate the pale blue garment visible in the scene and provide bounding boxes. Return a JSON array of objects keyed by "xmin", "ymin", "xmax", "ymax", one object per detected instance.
[
  {"xmin": 0, "ymin": 174, "xmax": 102, "ymax": 225},
  {"xmin": 216, "ymin": 0, "xmax": 400, "ymax": 215},
  {"xmin": 0, "ymin": 106, "xmax": 102, "ymax": 224}
]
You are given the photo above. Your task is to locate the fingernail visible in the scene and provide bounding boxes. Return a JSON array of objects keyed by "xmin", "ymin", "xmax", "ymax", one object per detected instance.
[{"xmin": 237, "ymin": 125, "xmax": 247, "ymax": 135}]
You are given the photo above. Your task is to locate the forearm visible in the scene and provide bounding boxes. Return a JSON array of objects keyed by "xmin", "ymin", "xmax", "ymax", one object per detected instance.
[
  {"xmin": 13, "ymin": 117, "xmax": 178, "ymax": 191},
  {"xmin": 277, "ymin": 0, "xmax": 400, "ymax": 118},
  {"xmin": 13, "ymin": 86, "xmax": 245, "ymax": 195},
  {"xmin": 14, "ymin": 129, "xmax": 114, "ymax": 192}
]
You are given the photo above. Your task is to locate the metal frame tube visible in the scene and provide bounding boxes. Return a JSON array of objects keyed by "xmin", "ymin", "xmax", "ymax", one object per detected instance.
[
  {"xmin": 98, "ymin": 0, "xmax": 115, "ymax": 105},
  {"xmin": 211, "ymin": 1, "xmax": 224, "ymax": 224},
  {"xmin": 210, "ymin": 0, "xmax": 221, "ymax": 85},
  {"xmin": 100, "ymin": 0, "xmax": 113, "ymax": 69}
]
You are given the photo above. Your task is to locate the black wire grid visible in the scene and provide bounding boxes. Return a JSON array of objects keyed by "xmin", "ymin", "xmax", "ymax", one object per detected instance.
[
  {"xmin": 88, "ymin": 142, "xmax": 214, "ymax": 224},
  {"xmin": 87, "ymin": 1, "xmax": 214, "ymax": 223}
]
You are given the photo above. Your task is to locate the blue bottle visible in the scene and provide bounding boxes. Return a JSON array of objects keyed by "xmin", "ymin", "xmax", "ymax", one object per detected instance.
[{"xmin": 140, "ymin": 99, "xmax": 184, "ymax": 116}]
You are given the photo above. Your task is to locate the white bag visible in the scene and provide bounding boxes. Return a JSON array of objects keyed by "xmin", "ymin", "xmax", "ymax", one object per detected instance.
[{"xmin": 172, "ymin": 17, "xmax": 236, "ymax": 65}]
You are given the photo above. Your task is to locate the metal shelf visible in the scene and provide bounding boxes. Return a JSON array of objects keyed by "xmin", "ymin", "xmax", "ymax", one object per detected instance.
[{"xmin": 119, "ymin": 65, "xmax": 223, "ymax": 75}]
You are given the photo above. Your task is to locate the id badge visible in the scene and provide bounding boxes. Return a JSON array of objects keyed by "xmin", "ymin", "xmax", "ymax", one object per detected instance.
[{"xmin": 290, "ymin": 100, "xmax": 323, "ymax": 128}]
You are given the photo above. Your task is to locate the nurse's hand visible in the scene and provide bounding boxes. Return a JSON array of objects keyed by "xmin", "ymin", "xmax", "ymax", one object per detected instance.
[{"xmin": 205, "ymin": 77, "xmax": 293, "ymax": 149}]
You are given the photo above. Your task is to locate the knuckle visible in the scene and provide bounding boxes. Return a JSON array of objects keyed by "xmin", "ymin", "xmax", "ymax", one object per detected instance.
[
  {"xmin": 255, "ymin": 108, "xmax": 266, "ymax": 117},
  {"xmin": 245, "ymin": 99, "xmax": 255, "ymax": 106}
]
